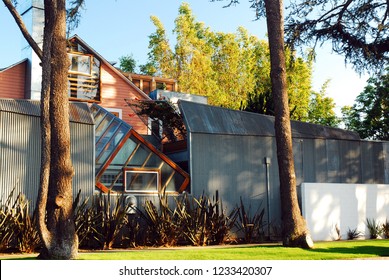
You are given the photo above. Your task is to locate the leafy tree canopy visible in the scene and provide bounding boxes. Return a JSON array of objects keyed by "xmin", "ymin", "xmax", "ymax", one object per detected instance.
[
  {"xmin": 285, "ymin": 0, "xmax": 389, "ymax": 73},
  {"xmin": 341, "ymin": 69, "xmax": 389, "ymax": 140},
  {"xmin": 119, "ymin": 54, "xmax": 137, "ymax": 73}
]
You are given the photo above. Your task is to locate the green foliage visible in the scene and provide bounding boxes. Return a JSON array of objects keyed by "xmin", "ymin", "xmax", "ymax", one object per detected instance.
[
  {"xmin": 0, "ymin": 190, "xmax": 40, "ymax": 253},
  {"xmin": 342, "ymin": 70, "xmax": 389, "ymax": 140},
  {"xmin": 119, "ymin": 54, "xmax": 137, "ymax": 73},
  {"xmin": 235, "ymin": 198, "xmax": 265, "ymax": 243},
  {"xmin": 3, "ymin": 190, "xmax": 266, "ymax": 252},
  {"xmin": 126, "ymin": 99, "xmax": 186, "ymax": 142},
  {"xmin": 144, "ymin": 3, "xmax": 314, "ymax": 113},
  {"xmin": 285, "ymin": 0, "xmax": 389, "ymax": 73},
  {"xmin": 307, "ymin": 80, "xmax": 341, "ymax": 127},
  {"xmin": 346, "ymin": 228, "xmax": 362, "ymax": 240},
  {"xmin": 137, "ymin": 195, "xmax": 179, "ymax": 247},
  {"xmin": 366, "ymin": 218, "xmax": 383, "ymax": 239},
  {"xmin": 382, "ymin": 220, "xmax": 389, "ymax": 239},
  {"xmin": 74, "ymin": 192, "xmax": 129, "ymax": 250},
  {"xmin": 175, "ymin": 191, "xmax": 238, "ymax": 246}
]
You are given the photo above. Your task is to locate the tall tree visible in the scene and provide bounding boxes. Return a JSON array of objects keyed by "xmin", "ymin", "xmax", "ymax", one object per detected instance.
[
  {"xmin": 213, "ymin": 0, "xmax": 313, "ymax": 248},
  {"xmin": 285, "ymin": 0, "xmax": 389, "ymax": 73},
  {"xmin": 3, "ymin": 0, "xmax": 85, "ymax": 259},
  {"xmin": 307, "ymin": 80, "xmax": 340, "ymax": 127},
  {"xmin": 264, "ymin": 0, "xmax": 313, "ymax": 248},
  {"xmin": 140, "ymin": 15, "xmax": 175, "ymax": 77},
  {"xmin": 144, "ymin": 3, "xmax": 313, "ymax": 112},
  {"xmin": 342, "ymin": 69, "xmax": 389, "ymax": 140},
  {"xmin": 174, "ymin": 3, "xmax": 218, "ymax": 100}
]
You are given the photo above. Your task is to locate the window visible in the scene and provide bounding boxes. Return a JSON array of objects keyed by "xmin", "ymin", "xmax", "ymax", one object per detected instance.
[
  {"xmin": 67, "ymin": 40, "xmax": 101, "ymax": 102},
  {"xmin": 68, "ymin": 53, "xmax": 92, "ymax": 76},
  {"xmin": 124, "ymin": 169, "xmax": 159, "ymax": 193}
]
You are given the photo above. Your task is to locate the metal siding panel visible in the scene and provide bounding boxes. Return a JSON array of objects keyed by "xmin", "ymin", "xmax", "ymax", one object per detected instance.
[
  {"xmin": 339, "ymin": 140, "xmax": 361, "ymax": 183},
  {"xmin": 314, "ymin": 139, "xmax": 328, "ymax": 182},
  {"xmin": 373, "ymin": 142, "xmax": 385, "ymax": 183},
  {"xmin": 301, "ymin": 139, "xmax": 316, "ymax": 182},
  {"xmin": 70, "ymin": 122, "xmax": 95, "ymax": 202},
  {"xmin": 361, "ymin": 141, "xmax": 375, "ymax": 183},
  {"xmin": 190, "ymin": 132, "xmax": 281, "ymax": 223},
  {"xmin": 0, "ymin": 99, "xmax": 93, "ymax": 124},
  {"xmin": 385, "ymin": 142, "xmax": 389, "ymax": 184},
  {"xmin": 0, "ymin": 110, "xmax": 95, "ymax": 210},
  {"xmin": 326, "ymin": 140, "xmax": 340, "ymax": 183},
  {"xmin": 0, "ymin": 112, "xmax": 41, "ymax": 208}
]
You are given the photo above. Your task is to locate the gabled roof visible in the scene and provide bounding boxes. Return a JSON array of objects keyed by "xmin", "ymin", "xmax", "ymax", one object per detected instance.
[
  {"xmin": 179, "ymin": 100, "xmax": 360, "ymax": 140},
  {"xmin": 0, "ymin": 59, "xmax": 28, "ymax": 72},
  {"xmin": 0, "ymin": 98, "xmax": 94, "ymax": 125},
  {"xmin": 68, "ymin": 35, "xmax": 151, "ymax": 100}
]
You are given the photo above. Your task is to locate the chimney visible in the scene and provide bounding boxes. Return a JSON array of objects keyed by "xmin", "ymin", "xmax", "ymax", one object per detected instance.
[{"xmin": 18, "ymin": 0, "xmax": 44, "ymax": 100}]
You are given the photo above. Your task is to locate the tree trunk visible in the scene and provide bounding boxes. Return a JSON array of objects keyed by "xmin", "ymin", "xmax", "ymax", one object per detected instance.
[
  {"xmin": 37, "ymin": 0, "xmax": 78, "ymax": 259},
  {"xmin": 264, "ymin": 0, "xmax": 313, "ymax": 248}
]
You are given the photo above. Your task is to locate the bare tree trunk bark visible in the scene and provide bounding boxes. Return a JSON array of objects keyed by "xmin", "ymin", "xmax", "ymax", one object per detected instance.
[
  {"xmin": 264, "ymin": 0, "xmax": 313, "ymax": 248},
  {"xmin": 38, "ymin": 0, "xmax": 78, "ymax": 259},
  {"xmin": 4, "ymin": 0, "xmax": 78, "ymax": 260}
]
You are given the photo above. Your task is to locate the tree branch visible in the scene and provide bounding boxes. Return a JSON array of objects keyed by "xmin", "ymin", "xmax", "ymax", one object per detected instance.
[{"xmin": 2, "ymin": 0, "xmax": 43, "ymax": 60}]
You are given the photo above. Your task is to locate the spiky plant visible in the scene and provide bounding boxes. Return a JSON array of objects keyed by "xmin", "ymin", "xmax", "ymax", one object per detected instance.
[
  {"xmin": 366, "ymin": 218, "xmax": 383, "ymax": 239},
  {"xmin": 346, "ymin": 228, "xmax": 362, "ymax": 240},
  {"xmin": 235, "ymin": 198, "xmax": 265, "ymax": 243}
]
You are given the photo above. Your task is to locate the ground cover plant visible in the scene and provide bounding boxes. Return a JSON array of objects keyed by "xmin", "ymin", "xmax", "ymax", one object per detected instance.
[{"xmin": 2, "ymin": 189, "xmax": 389, "ymax": 257}]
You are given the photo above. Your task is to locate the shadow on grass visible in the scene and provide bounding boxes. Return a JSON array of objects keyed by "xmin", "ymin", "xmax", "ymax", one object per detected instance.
[{"xmin": 311, "ymin": 245, "xmax": 389, "ymax": 257}]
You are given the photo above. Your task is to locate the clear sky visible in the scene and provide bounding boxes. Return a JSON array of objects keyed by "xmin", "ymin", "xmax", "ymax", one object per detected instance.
[{"xmin": 0, "ymin": 0, "xmax": 369, "ymax": 112}]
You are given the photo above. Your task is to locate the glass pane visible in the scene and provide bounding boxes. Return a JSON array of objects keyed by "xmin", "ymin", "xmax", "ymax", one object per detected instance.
[
  {"xmin": 111, "ymin": 138, "xmax": 138, "ymax": 165},
  {"xmin": 125, "ymin": 171, "xmax": 158, "ymax": 192},
  {"xmin": 97, "ymin": 123, "xmax": 128, "ymax": 165},
  {"xmin": 96, "ymin": 119, "xmax": 119, "ymax": 157},
  {"xmin": 68, "ymin": 53, "xmax": 91, "ymax": 75},
  {"xmin": 95, "ymin": 115, "xmax": 114, "ymax": 144}
]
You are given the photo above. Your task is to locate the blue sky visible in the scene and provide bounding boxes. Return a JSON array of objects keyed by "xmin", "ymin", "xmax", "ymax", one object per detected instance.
[{"xmin": 0, "ymin": 0, "xmax": 368, "ymax": 112}]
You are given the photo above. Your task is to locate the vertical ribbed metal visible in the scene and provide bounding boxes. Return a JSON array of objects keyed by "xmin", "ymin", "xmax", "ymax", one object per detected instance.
[{"xmin": 0, "ymin": 108, "xmax": 95, "ymax": 210}]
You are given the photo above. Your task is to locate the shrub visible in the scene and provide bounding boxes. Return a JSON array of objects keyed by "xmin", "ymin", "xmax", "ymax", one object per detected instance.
[
  {"xmin": 382, "ymin": 219, "xmax": 389, "ymax": 239},
  {"xmin": 174, "ymin": 191, "xmax": 237, "ymax": 246},
  {"xmin": 366, "ymin": 218, "xmax": 383, "ymax": 239},
  {"xmin": 235, "ymin": 197, "xmax": 265, "ymax": 243},
  {"xmin": 137, "ymin": 195, "xmax": 179, "ymax": 247},
  {"xmin": 347, "ymin": 228, "xmax": 362, "ymax": 240},
  {"xmin": 74, "ymin": 192, "xmax": 130, "ymax": 250}
]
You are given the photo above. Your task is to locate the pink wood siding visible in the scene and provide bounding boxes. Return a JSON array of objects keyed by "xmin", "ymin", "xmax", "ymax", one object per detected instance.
[
  {"xmin": 0, "ymin": 61, "xmax": 26, "ymax": 99},
  {"xmin": 100, "ymin": 64, "xmax": 148, "ymax": 134}
]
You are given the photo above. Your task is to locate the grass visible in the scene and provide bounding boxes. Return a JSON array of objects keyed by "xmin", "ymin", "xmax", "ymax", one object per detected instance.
[
  {"xmin": 77, "ymin": 240, "xmax": 389, "ymax": 260},
  {"xmin": 1, "ymin": 240, "xmax": 388, "ymax": 260}
]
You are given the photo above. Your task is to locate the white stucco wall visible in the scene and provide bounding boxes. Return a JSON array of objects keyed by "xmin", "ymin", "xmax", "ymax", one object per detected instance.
[{"xmin": 301, "ymin": 183, "xmax": 389, "ymax": 241}]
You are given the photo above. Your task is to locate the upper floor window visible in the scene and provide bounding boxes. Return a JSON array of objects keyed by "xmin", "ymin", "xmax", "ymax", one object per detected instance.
[{"xmin": 67, "ymin": 39, "xmax": 101, "ymax": 102}]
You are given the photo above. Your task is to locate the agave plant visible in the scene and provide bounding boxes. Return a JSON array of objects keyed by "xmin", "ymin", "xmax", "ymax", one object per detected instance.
[
  {"xmin": 14, "ymin": 195, "xmax": 41, "ymax": 253},
  {"xmin": 346, "ymin": 227, "xmax": 362, "ymax": 240},
  {"xmin": 137, "ymin": 193, "xmax": 178, "ymax": 247},
  {"xmin": 174, "ymin": 191, "xmax": 237, "ymax": 246},
  {"xmin": 382, "ymin": 219, "xmax": 389, "ymax": 239},
  {"xmin": 235, "ymin": 197, "xmax": 265, "ymax": 243},
  {"xmin": 366, "ymin": 218, "xmax": 383, "ymax": 239},
  {"xmin": 0, "ymin": 190, "xmax": 19, "ymax": 252}
]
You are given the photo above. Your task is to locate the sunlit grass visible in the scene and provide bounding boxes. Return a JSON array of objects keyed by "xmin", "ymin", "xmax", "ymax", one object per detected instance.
[
  {"xmin": 77, "ymin": 240, "xmax": 389, "ymax": 260},
  {"xmin": 1, "ymin": 240, "xmax": 387, "ymax": 260}
]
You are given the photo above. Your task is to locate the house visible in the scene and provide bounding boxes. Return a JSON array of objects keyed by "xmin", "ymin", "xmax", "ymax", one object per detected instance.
[
  {"xmin": 1, "ymin": 0, "xmax": 388, "ymax": 241},
  {"xmin": 177, "ymin": 100, "xmax": 389, "ymax": 239}
]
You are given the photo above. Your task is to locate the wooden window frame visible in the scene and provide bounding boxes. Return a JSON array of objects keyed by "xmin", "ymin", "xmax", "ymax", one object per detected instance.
[{"xmin": 123, "ymin": 168, "xmax": 161, "ymax": 194}]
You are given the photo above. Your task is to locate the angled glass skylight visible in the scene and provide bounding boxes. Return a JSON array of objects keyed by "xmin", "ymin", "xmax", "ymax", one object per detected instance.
[{"xmin": 91, "ymin": 104, "xmax": 189, "ymax": 194}]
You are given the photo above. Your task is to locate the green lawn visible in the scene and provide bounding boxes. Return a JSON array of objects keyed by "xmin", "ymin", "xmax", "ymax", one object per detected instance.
[
  {"xmin": 1, "ymin": 240, "xmax": 388, "ymax": 260},
  {"xmin": 77, "ymin": 240, "xmax": 389, "ymax": 260}
]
